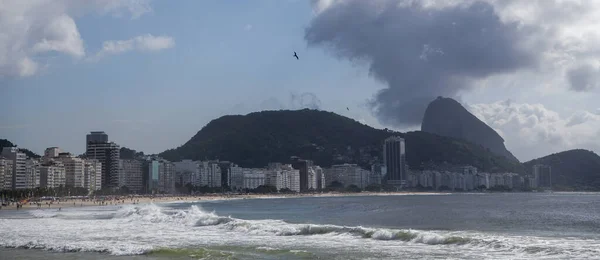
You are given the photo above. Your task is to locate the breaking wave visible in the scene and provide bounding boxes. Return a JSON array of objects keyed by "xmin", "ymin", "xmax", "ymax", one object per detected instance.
[{"xmin": 3, "ymin": 204, "xmax": 599, "ymax": 258}]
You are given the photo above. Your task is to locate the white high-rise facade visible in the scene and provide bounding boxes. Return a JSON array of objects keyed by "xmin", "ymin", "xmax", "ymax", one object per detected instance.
[
  {"xmin": 56, "ymin": 154, "xmax": 85, "ymax": 188},
  {"xmin": 85, "ymin": 159, "xmax": 103, "ymax": 191},
  {"xmin": 39, "ymin": 162, "xmax": 66, "ymax": 189},
  {"xmin": 25, "ymin": 159, "xmax": 40, "ymax": 189},
  {"xmin": 0, "ymin": 157, "xmax": 13, "ymax": 190},
  {"xmin": 1, "ymin": 147, "xmax": 27, "ymax": 190}
]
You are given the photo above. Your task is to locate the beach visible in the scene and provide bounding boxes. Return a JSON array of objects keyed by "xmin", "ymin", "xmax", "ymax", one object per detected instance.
[{"xmin": 0, "ymin": 192, "xmax": 449, "ymax": 211}]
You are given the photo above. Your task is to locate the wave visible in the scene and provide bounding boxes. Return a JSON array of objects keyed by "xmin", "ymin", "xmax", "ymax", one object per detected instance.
[
  {"xmin": 112, "ymin": 204, "xmax": 234, "ymax": 226},
  {"xmin": 6, "ymin": 204, "xmax": 598, "ymax": 258},
  {"xmin": 107, "ymin": 204, "xmax": 497, "ymax": 247}
]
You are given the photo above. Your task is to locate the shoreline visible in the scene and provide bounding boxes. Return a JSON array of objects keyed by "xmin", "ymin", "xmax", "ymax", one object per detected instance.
[{"xmin": 0, "ymin": 191, "xmax": 451, "ymax": 211}]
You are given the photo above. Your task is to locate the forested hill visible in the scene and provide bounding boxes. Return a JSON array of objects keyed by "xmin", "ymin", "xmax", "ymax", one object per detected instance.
[
  {"xmin": 160, "ymin": 109, "xmax": 524, "ymax": 173},
  {"xmin": 524, "ymin": 149, "xmax": 600, "ymax": 190}
]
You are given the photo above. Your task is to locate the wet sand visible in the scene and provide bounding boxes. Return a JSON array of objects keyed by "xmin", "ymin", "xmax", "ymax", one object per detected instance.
[{"xmin": 0, "ymin": 191, "xmax": 449, "ymax": 211}]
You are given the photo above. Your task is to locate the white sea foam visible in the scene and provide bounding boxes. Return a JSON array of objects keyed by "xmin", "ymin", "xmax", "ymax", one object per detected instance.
[{"xmin": 0, "ymin": 204, "xmax": 598, "ymax": 259}]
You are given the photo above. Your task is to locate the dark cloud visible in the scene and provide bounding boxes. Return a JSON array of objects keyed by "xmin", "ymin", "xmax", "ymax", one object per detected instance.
[
  {"xmin": 305, "ymin": 0, "xmax": 536, "ymax": 127},
  {"xmin": 567, "ymin": 64, "xmax": 600, "ymax": 92}
]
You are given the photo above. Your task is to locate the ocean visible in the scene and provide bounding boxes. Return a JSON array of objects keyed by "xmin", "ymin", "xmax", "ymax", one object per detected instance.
[{"xmin": 1, "ymin": 193, "xmax": 599, "ymax": 259}]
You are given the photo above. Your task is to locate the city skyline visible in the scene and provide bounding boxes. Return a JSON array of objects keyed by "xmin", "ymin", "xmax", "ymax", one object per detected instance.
[{"xmin": 0, "ymin": 129, "xmax": 552, "ymax": 194}]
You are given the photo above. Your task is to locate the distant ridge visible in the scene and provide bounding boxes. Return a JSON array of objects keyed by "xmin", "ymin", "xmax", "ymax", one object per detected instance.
[
  {"xmin": 421, "ymin": 97, "xmax": 519, "ymax": 162},
  {"xmin": 159, "ymin": 109, "xmax": 524, "ymax": 173},
  {"xmin": 524, "ymin": 149, "xmax": 600, "ymax": 190}
]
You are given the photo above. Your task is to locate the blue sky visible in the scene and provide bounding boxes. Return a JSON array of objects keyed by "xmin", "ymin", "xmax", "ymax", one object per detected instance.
[
  {"xmin": 2, "ymin": 0, "xmax": 600, "ymax": 161},
  {"xmin": 1, "ymin": 0, "xmax": 383, "ymax": 156}
]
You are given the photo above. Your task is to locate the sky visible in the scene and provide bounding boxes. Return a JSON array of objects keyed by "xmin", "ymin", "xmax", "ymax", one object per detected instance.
[{"xmin": 2, "ymin": 0, "xmax": 600, "ymax": 162}]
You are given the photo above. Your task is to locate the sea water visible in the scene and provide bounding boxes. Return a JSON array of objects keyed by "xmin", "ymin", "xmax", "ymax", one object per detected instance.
[{"xmin": 1, "ymin": 193, "xmax": 599, "ymax": 259}]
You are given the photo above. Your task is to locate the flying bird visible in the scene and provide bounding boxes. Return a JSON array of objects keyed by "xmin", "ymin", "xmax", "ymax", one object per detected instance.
[
  {"xmin": 347, "ymin": 107, "xmax": 349, "ymax": 111},
  {"xmin": 293, "ymin": 52, "xmax": 299, "ymax": 60}
]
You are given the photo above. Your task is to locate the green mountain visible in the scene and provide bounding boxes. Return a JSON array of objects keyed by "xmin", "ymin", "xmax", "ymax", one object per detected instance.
[
  {"xmin": 524, "ymin": 149, "xmax": 600, "ymax": 190},
  {"xmin": 422, "ymin": 97, "xmax": 519, "ymax": 162},
  {"xmin": 160, "ymin": 109, "xmax": 524, "ymax": 173},
  {"xmin": 0, "ymin": 139, "xmax": 41, "ymax": 159}
]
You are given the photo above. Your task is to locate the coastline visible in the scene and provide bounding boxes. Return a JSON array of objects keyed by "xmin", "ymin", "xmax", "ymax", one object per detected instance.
[{"xmin": 0, "ymin": 191, "xmax": 451, "ymax": 211}]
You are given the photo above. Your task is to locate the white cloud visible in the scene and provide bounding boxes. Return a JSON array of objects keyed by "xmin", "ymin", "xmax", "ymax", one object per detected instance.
[
  {"xmin": 89, "ymin": 34, "xmax": 174, "ymax": 61},
  {"xmin": 0, "ymin": 0, "xmax": 153, "ymax": 78},
  {"xmin": 469, "ymin": 100, "xmax": 600, "ymax": 161}
]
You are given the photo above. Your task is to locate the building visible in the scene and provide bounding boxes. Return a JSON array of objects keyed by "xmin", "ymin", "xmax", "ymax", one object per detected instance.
[
  {"xmin": 84, "ymin": 159, "xmax": 102, "ymax": 191},
  {"xmin": 218, "ymin": 161, "xmax": 233, "ymax": 188},
  {"xmin": 370, "ymin": 164, "xmax": 386, "ymax": 186},
  {"xmin": 200, "ymin": 161, "xmax": 221, "ymax": 188},
  {"xmin": 1, "ymin": 147, "xmax": 27, "ymax": 190},
  {"xmin": 533, "ymin": 164, "xmax": 552, "ymax": 188},
  {"xmin": 86, "ymin": 131, "xmax": 108, "ymax": 149},
  {"xmin": 243, "ymin": 170, "xmax": 266, "ymax": 190},
  {"xmin": 291, "ymin": 157, "xmax": 313, "ymax": 192},
  {"xmin": 44, "ymin": 147, "xmax": 61, "ymax": 159},
  {"xmin": 159, "ymin": 160, "xmax": 175, "ymax": 194},
  {"xmin": 56, "ymin": 153, "xmax": 85, "ymax": 188},
  {"xmin": 324, "ymin": 164, "xmax": 370, "ymax": 189},
  {"xmin": 383, "ymin": 136, "xmax": 406, "ymax": 187},
  {"xmin": 145, "ymin": 160, "xmax": 160, "ymax": 193},
  {"xmin": 39, "ymin": 161, "xmax": 66, "ymax": 189},
  {"xmin": 0, "ymin": 157, "xmax": 13, "ymax": 190},
  {"xmin": 25, "ymin": 159, "xmax": 40, "ymax": 189},
  {"xmin": 86, "ymin": 132, "xmax": 120, "ymax": 189},
  {"xmin": 308, "ymin": 166, "xmax": 325, "ymax": 190},
  {"xmin": 117, "ymin": 159, "xmax": 142, "ymax": 193},
  {"xmin": 174, "ymin": 160, "xmax": 201, "ymax": 187},
  {"xmin": 229, "ymin": 164, "xmax": 244, "ymax": 191},
  {"xmin": 266, "ymin": 164, "xmax": 300, "ymax": 192}
]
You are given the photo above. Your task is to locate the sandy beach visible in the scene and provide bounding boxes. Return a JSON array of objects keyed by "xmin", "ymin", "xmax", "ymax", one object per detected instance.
[{"xmin": 0, "ymin": 192, "xmax": 450, "ymax": 211}]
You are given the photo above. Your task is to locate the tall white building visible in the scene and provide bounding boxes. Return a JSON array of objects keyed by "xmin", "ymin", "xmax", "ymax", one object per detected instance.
[
  {"xmin": 265, "ymin": 164, "xmax": 300, "ymax": 192},
  {"xmin": 39, "ymin": 162, "xmax": 66, "ymax": 189},
  {"xmin": 243, "ymin": 169, "xmax": 266, "ymax": 190},
  {"xmin": 159, "ymin": 160, "xmax": 176, "ymax": 193},
  {"xmin": 0, "ymin": 157, "xmax": 13, "ymax": 190},
  {"xmin": 1, "ymin": 147, "xmax": 27, "ymax": 190},
  {"xmin": 229, "ymin": 165, "xmax": 244, "ymax": 191},
  {"xmin": 200, "ymin": 161, "xmax": 221, "ymax": 188},
  {"xmin": 85, "ymin": 159, "xmax": 102, "ymax": 191},
  {"xmin": 308, "ymin": 166, "xmax": 325, "ymax": 190},
  {"xmin": 174, "ymin": 160, "xmax": 201, "ymax": 187},
  {"xmin": 25, "ymin": 159, "xmax": 40, "ymax": 189},
  {"xmin": 324, "ymin": 164, "xmax": 370, "ymax": 189},
  {"xmin": 117, "ymin": 159, "xmax": 143, "ymax": 193},
  {"xmin": 56, "ymin": 153, "xmax": 85, "ymax": 188}
]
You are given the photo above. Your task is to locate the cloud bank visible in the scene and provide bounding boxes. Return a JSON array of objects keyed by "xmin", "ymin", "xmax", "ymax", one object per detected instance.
[
  {"xmin": 0, "ymin": 0, "xmax": 171, "ymax": 78},
  {"xmin": 306, "ymin": 0, "xmax": 600, "ymax": 127},
  {"xmin": 90, "ymin": 34, "xmax": 175, "ymax": 61},
  {"xmin": 469, "ymin": 101, "xmax": 600, "ymax": 161}
]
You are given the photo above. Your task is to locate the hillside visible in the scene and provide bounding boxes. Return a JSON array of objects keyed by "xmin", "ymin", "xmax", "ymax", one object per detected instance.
[
  {"xmin": 160, "ymin": 109, "xmax": 524, "ymax": 173},
  {"xmin": 421, "ymin": 97, "xmax": 519, "ymax": 162},
  {"xmin": 524, "ymin": 149, "xmax": 600, "ymax": 190},
  {"xmin": 0, "ymin": 139, "xmax": 41, "ymax": 159}
]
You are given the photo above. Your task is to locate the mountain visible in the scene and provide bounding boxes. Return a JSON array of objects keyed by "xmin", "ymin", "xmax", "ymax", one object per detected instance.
[
  {"xmin": 524, "ymin": 149, "xmax": 600, "ymax": 190},
  {"xmin": 160, "ymin": 109, "xmax": 524, "ymax": 173},
  {"xmin": 0, "ymin": 139, "xmax": 41, "ymax": 159},
  {"xmin": 421, "ymin": 97, "xmax": 519, "ymax": 162}
]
